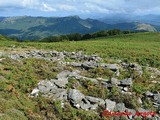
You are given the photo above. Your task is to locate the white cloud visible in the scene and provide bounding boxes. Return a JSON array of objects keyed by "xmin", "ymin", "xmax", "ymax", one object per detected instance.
[
  {"xmin": 41, "ymin": 3, "xmax": 56, "ymax": 12},
  {"xmin": 0, "ymin": 0, "xmax": 160, "ymax": 16}
]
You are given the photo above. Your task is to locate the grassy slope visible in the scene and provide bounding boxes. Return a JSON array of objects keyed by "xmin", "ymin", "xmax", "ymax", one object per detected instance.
[
  {"xmin": 0, "ymin": 32, "xmax": 160, "ymax": 119},
  {"xmin": 1, "ymin": 32, "xmax": 160, "ymax": 68}
]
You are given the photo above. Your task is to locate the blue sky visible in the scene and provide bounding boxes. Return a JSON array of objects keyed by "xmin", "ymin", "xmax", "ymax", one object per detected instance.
[{"xmin": 0, "ymin": 0, "xmax": 160, "ymax": 18}]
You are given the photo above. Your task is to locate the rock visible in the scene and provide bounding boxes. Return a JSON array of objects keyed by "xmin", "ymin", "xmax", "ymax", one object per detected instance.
[
  {"xmin": 53, "ymin": 79, "xmax": 68, "ymax": 88},
  {"xmin": 70, "ymin": 62, "xmax": 82, "ymax": 67},
  {"xmin": 84, "ymin": 77, "xmax": 99, "ymax": 84},
  {"xmin": 30, "ymin": 88, "xmax": 39, "ymax": 97},
  {"xmin": 68, "ymin": 89, "xmax": 85, "ymax": 104},
  {"xmin": 85, "ymin": 96, "xmax": 105, "ymax": 106},
  {"xmin": 137, "ymin": 97, "xmax": 143, "ymax": 105},
  {"xmin": 105, "ymin": 64, "xmax": 119, "ymax": 72},
  {"xmin": 85, "ymin": 96, "xmax": 100, "ymax": 103},
  {"xmin": 116, "ymin": 70, "xmax": 120, "ymax": 77},
  {"xmin": 126, "ymin": 108, "xmax": 136, "ymax": 119},
  {"xmin": 56, "ymin": 70, "xmax": 71, "ymax": 79},
  {"xmin": 111, "ymin": 78, "xmax": 120, "ymax": 85},
  {"xmin": 79, "ymin": 102, "xmax": 91, "ymax": 110},
  {"xmin": 129, "ymin": 63, "xmax": 143, "ymax": 75},
  {"xmin": 154, "ymin": 94, "xmax": 160, "ymax": 103},
  {"xmin": 147, "ymin": 67, "xmax": 160, "ymax": 78},
  {"xmin": 81, "ymin": 61, "xmax": 99, "ymax": 70},
  {"xmin": 145, "ymin": 91, "xmax": 154, "ymax": 97},
  {"xmin": 53, "ymin": 89, "xmax": 67, "ymax": 101},
  {"xmin": 105, "ymin": 99, "xmax": 116, "ymax": 111},
  {"xmin": 90, "ymin": 104, "xmax": 98, "ymax": 110},
  {"xmin": 121, "ymin": 91, "xmax": 132, "ymax": 95},
  {"xmin": 120, "ymin": 78, "xmax": 132, "ymax": 86},
  {"xmin": 121, "ymin": 62, "xmax": 129, "ymax": 68},
  {"xmin": 115, "ymin": 103, "xmax": 126, "ymax": 112},
  {"xmin": 123, "ymin": 87, "xmax": 128, "ymax": 92}
]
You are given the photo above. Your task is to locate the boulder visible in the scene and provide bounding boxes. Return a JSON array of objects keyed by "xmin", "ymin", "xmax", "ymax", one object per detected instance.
[
  {"xmin": 81, "ymin": 61, "xmax": 99, "ymax": 70},
  {"xmin": 85, "ymin": 96, "xmax": 105, "ymax": 106},
  {"xmin": 53, "ymin": 89, "xmax": 67, "ymax": 101},
  {"xmin": 70, "ymin": 62, "xmax": 82, "ymax": 67},
  {"xmin": 115, "ymin": 103, "xmax": 126, "ymax": 112},
  {"xmin": 105, "ymin": 99, "xmax": 116, "ymax": 111},
  {"xmin": 53, "ymin": 79, "xmax": 68, "ymax": 88},
  {"xmin": 120, "ymin": 78, "xmax": 132, "ymax": 86},
  {"xmin": 68, "ymin": 89, "xmax": 85, "ymax": 105},
  {"xmin": 104, "ymin": 64, "xmax": 119, "ymax": 72},
  {"xmin": 111, "ymin": 78, "xmax": 120, "ymax": 85}
]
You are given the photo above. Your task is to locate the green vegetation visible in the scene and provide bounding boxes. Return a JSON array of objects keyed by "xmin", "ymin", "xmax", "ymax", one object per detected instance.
[
  {"xmin": 1, "ymin": 32, "xmax": 160, "ymax": 69},
  {"xmin": 0, "ymin": 32, "xmax": 160, "ymax": 119},
  {"xmin": 40, "ymin": 29, "xmax": 130, "ymax": 42}
]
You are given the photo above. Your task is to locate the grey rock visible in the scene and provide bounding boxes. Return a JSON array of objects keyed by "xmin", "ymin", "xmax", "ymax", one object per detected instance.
[
  {"xmin": 38, "ymin": 85, "xmax": 51, "ymax": 94},
  {"xmin": 154, "ymin": 94, "xmax": 160, "ymax": 103},
  {"xmin": 56, "ymin": 70, "xmax": 71, "ymax": 79},
  {"xmin": 137, "ymin": 97, "xmax": 143, "ymax": 105},
  {"xmin": 68, "ymin": 89, "xmax": 85, "ymax": 104},
  {"xmin": 90, "ymin": 104, "xmax": 98, "ymax": 110},
  {"xmin": 70, "ymin": 62, "xmax": 82, "ymax": 67},
  {"xmin": 147, "ymin": 67, "xmax": 160, "ymax": 78},
  {"xmin": 111, "ymin": 78, "xmax": 120, "ymax": 85},
  {"xmin": 105, "ymin": 99, "xmax": 116, "ymax": 111},
  {"xmin": 120, "ymin": 78, "xmax": 132, "ymax": 86},
  {"xmin": 123, "ymin": 87, "xmax": 128, "ymax": 92},
  {"xmin": 105, "ymin": 64, "xmax": 119, "ymax": 72},
  {"xmin": 53, "ymin": 79, "xmax": 68, "ymax": 88},
  {"xmin": 115, "ymin": 103, "xmax": 126, "ymax": 112},
  {"xmin": 145, "ymin": 91, "xmax": 154, "ymax": 97},
  {"xmin": 130, "ymin": 63, "xmax": 143, "ymax": 75},
  {"xmin": 53, "ymin": 89, "xmax": 67, "ymax": 101},
  {"xmin": 85, "ymin": 96, "xmax": 105, "ymax": 106},
  {"xmin": 121, "ymin": 91, "xmax": 132, "ymax": 95},
  {"xmin": 79, "ymin": 102, "xmax": 91, "ymax": 110},
  {"xmin": 81, "ymin": 61, "xmax": 99, "ymax": 70},
  {"xmin": 30, "ymin": 88, "xmax": 39, "ymax": 97},
  {"xmin": 126, "ymin": 108, "xmax": 136, "ymax": 119}
]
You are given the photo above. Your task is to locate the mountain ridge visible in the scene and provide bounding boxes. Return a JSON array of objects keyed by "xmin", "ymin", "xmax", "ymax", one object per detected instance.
[{"xmin": 0, "ymin": 16, "xmax": 158, "ymax": 40}]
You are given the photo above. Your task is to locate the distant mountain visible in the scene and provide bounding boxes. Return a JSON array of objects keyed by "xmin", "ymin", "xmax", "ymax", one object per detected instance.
[
  {"xmin": 0, "ymin": 16, "xmax": 110, "ymax": 40},
  {"xmin": 0, "ymin": 15, "xmax": 158, "ymax": 40},
  {"xmin": 100, "ymin": 14, "xmax": 160, "ymax": 26},
  {"xmin": 109, "ymin": 22, "xmax": 157, "ymax": 32}
]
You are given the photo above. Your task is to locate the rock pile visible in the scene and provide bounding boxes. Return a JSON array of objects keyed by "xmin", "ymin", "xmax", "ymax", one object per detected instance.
[{"xmin": 1, "ymin": 50, "xmax": 159, "ymax": 119}]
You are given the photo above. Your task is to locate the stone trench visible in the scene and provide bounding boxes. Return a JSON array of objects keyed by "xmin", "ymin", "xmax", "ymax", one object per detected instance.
[{"xmin": 1, "ymin": 50, "xmax": 160, "ymax": 119}]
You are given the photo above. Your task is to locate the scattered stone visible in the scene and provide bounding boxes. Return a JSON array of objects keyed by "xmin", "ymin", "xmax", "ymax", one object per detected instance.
[
  {"xmin": 145, "ymin": 91, "xmax": 154, "ymax": 97},
  {"xmin": 120, "ymin": 78, "xmax": 132, "ymax": 86},
  {"xmin": 81, "ymin": 61, "xmax": 99, "ymax": 70},
  {"xmin": 123, "ymin": 87, "xmax": 128, "ymax": 92},
  {"xmin": 111, "ymin": 78, "xmax": 120, "ymax": 85},
  {"xmin": 68, "ymin": 89, "xmax": 85, "ymax": 105},
  {"xmin": 115, "ymin": 103, "xmax": 126, "ymax": 112},
  {"xmin": 30, "ymin": 88, "xmax": 39, "ymax": 97},
  {"xmin": 137, "ymin": 97, "xmax": 143, "ymax": 105},
  {"xmin": 85, "ymin": 96, "xmax": 105, "ymax": 106},
  {"xmin": 105, "ymin": 99, "xmax": 116, "ymax": 111}
]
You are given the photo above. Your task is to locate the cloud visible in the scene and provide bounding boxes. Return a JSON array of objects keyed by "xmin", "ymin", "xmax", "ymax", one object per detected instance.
[
  {"xmin": 41, "ymin": 3, "xmax": 56, "ymax": 12},
  {"xmin": 0, "ymin": 0, "xmax": 160, "ymax": 16}
]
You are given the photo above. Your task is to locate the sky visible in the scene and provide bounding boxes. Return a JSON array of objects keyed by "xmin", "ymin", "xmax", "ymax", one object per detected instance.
[{"xmin": 0, "ymin": 0, "xmax": 160, "ymax": 18}]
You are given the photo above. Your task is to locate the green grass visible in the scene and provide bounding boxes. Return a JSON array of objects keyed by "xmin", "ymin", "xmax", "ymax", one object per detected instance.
[{"xmin": 1, "ymin": 32, "xmax": 160, "ymax": 69}]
